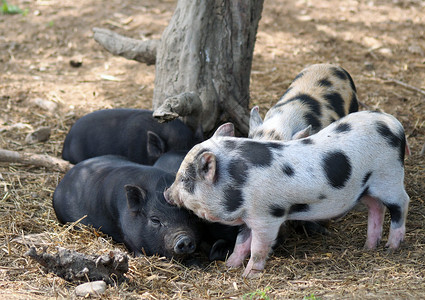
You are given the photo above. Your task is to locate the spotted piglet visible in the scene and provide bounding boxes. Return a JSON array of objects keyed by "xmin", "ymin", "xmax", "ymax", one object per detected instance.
[
  {"xmin": 164, "ymin": 111, "xmax": 409, "ymax": 277},
  {"xmin": 249, "ymin": 64, "xmax": 359, "ymax": 235},
  {"xmin": 249, "ymin": 63, "xmax": 358, "ymax": 140}
]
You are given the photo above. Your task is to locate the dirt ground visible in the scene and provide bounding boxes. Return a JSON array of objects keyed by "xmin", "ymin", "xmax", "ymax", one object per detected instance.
[{"xmin": 1, "ymin": 0, "xmax": 424, "ymax": 298}]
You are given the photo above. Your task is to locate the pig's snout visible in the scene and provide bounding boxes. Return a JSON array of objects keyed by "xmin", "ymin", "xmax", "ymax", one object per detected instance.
[
  {"xmin": 174, "ymin": 235, "xmax": 196, "ymax": 255},
  {"xmin": 163, "ymin": 188, "xmax": 175, "ymax": 205}
]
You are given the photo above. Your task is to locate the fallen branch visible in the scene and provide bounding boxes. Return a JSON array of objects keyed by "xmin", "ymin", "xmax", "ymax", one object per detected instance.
[
  {"xmin": 383, "ymin": 77, "xmax": 425, "ymax": 96},
  {"xmin": 93, "ymin": 27, "xmax": 159, "ymax": 65},
  {"xmin": 25, "ymin": 247, "xmax": 128, "ymax": 285},
  {"xmin": 0, "ymin": 149, "xmax": 73, "ymax": 172}
]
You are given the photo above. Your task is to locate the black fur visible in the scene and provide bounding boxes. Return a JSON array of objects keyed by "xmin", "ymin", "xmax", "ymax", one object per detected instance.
[
  {"xmin": 224, "ymin": 139, "xmax": 237, "ymax": 150},
  {"xmin": 301, "ymin": 138, "xmax": 314, "ymax": 145},
  {"xmin": 318, "ymin": 194, "xmax": 327, "ymax": 200},
  {"xmin": 322, "ymin": 151, "xmax": 352, "ymax": 189},
  {"xmin": 324, "ymin": 92, "xmax": 346, "ymax": 118},
  {"xmin": 223, "ymin": 187, "xmax": 244, "ymax": 212},
  {"xmin": 318, "ymin": 78, "xmax": 332, "ymax": 87},
  {"xmin": 289, "ymin": 204, "xmax": 310, "ymax": 214},
  {"xmin": 228, "ymin": 159, "xmax": 249, "ymax": 186},
  {"xmin": 375, "ymin": 121, "xmax": 406, "ymax": 164},
  {"xmin": 292, "ymin": 71, "xmax": 305, "ymax": 82},
  {"xmin": 332, "ymin": 67, "xmax": 348, "ymax": 81},
  {"xmin": 362, "ymin": 171, "xmax": 372, "ymax": 186},
  {"xmin": 182, "ymin": 163, "xmax": 196, "ymax": 194},
  {"xmin": 282, "ymin": 164, "xmax": 295, "ymax": 177},
  {"xmin": 334, "ymin": 122, "xmax": 352, "ymax": 133},
  {"xmin": 386, "ymin": 203, "xmax": 402, "ymax": 225},
  {"xmin": 269, "ymin": 204, "xmax": 286, "ymax": 217},
  {"xmin": 238, "ymin": 141, "xmax": 273, "ymax": 167},
  {"xmin": 349, "ymin": 92, "xmax": 359, "ymax": 113},
  {"xmin": 341, "ymin": 67, "xmax": 357, "ymax": 92}
]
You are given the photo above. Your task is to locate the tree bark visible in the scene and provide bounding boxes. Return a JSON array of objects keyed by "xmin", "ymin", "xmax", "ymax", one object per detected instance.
[
  {"xmin": 152, "ymin": 0, "xmax": 264, "ymax": 135},
  {"xmin": 0, "ymin": 149, "xmax": 72, "ymax": 172}
]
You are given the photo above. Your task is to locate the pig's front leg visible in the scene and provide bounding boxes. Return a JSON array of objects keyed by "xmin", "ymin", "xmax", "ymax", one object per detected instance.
[
  {"xmin": 226, "ymin": 225, "xmax": 252, "ymax": 268},
  {"xmin": 242, "ymin": 223, "xmax": 280, "ymax": 278}
]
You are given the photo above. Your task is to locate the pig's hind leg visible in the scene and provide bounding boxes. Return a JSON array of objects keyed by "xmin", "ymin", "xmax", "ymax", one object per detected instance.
[
  {"xmin": 362, "ymin": 188, "xmax": 410, "ymax": 250},
  {"xmin": 361, "ymin": 195, "xmax": 386, "ymax": 249},
  {"xmin": 384, "ymin": 190, "xmax": 409, "ymax": 249}
]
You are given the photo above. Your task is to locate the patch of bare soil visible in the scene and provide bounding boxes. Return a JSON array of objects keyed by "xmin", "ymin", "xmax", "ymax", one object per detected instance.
[{"xmin": 1, "ymin": 0, "xmax": 424, "ymax": 298}]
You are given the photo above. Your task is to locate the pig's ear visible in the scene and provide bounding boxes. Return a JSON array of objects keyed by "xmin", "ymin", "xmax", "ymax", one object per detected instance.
[
  {"xmin": 213, "ymin": 123, "xmax": 235, "ymax": 138},
  {"xmin": 147, "ymin": 131, "xmax": 165, "ymax": 161},
  {"xmin": 291, "ymin": 125, "xmax": 312, "ymax": 140},
  {"xmin": 249, "ymin": 106, "xmax": 263, "ymax": 135},
  {"xmin": 198, "ymin": 152, "xmax": 217, "ymax": 183},
  {"xmin": 125, "ymin": 184, "xmax": 147, "ymax": 212}
]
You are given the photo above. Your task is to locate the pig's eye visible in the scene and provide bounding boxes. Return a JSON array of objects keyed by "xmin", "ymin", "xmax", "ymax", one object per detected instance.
[{"xmin": 150, "ymin": 217, "xmax": 162, "ymax": 227}]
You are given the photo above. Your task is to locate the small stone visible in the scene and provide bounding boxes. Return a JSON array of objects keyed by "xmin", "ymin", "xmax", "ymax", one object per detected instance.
[
  {"xmin": 75, "ymin": 281, "xmax": 107, "ymax": 297},
  {"xmin": 70, "ymin": 58, "xmax": 83, "ymax": 68},
  {"xmin": 364, "ymin": 61, "xmax": 374, "ymax": 71},
  {"xmin": 25, "ymin": 126, "xmax": 51, "ymax": 144},
  {"xmin": 31, "ymin": 98, "xmax": 58, "ymax": 112},
  {"xmin": 408, "ymin": 44, "xmax": 424, "ymax": 56},
  {"xmin": 378, "ymin": 47, "xmax": 392, "ymax": 56}
]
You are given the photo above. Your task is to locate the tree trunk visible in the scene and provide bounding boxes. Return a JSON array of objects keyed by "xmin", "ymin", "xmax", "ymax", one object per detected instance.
[
  {"xmin": 93, "ymin": 1, "xmax": 264, "ymax": 136},
  {"xmin": 152, "ymin": 0, "xmax": 263, "ymax": 135}
]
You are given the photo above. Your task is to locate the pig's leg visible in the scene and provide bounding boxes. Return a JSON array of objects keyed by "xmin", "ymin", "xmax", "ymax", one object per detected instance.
[
  {"xmin": 385, "ymin": 191, "xmax": 409, "ymax": 249},
  {"xmin": 361, "ymin": 195, "xmax": 385, "ymax": 249},
  {"xmin": 226, "ymin": 226, "xmax": 252, "ymax": 268},
  {"xmin": 242, "ymin": 223, "xmax": 280, "ymax": 278}
]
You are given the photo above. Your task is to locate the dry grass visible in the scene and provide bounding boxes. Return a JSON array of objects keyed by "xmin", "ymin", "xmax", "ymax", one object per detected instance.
[{"xmin": 1, "ymin": 0, "xmax": 424, "ymax": 298}]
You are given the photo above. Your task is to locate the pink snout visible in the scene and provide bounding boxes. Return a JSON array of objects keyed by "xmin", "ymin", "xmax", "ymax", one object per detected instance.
[{"xmin": 163, "ymin": 188, "xmax": 175, "ymax": 205}]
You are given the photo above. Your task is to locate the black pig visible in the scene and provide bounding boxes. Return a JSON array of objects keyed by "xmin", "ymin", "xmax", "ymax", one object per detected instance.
[
  {"xmin": 62, "ymin": 109, "xmax": 202, "ymax": 165},
  {"xmin": 53, "ymin": 155, "xmax": 201, "ymax": 258}
]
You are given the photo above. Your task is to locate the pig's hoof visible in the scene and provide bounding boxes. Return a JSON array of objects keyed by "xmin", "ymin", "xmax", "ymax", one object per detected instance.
[
  {"xmin": 242, "ymin": 267, "xmax": 263, "ymax": 278},
  {"xmin": 226, "ymin": 254, "xmax": 244, "ymax": 268},
  {"xmin": 363, "ymin": 239, "xmax": 380, "ymax": 250},
  {"xmin": 384, "ymin": 240, "xmax": 403, "ymax": 251}
]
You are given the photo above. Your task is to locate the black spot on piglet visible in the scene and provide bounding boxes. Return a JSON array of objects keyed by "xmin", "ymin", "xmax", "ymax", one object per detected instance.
[
  {"xmin": 362, "ymin": 171, "xmax": 372, "ymax": 186},
  {"xmin": 182, "ymin": 163, "xmax": 196, "ymax": 194},
  {"xmin": 322, "ymin": 151, "xmax": 352, "ymax": 189},
  {"xmin": 386, "ymin": 203, "xmax": 402, "ymax": 225},
  {"xmin": 282, "ymin": 164, "xmax": 295, "ymax": 177},
  {"xmin": 223, "ymin": 187, "xmax": 244, "ymax": 212},
  {"xmin": 301, "ymin": 138, "xmax": 314, "ymax": 145},
  {"xmin": 375, "ymin": 121, "xmax": 406, "ymax": 164},
  {"xmin": 289, "ymin": 204, "xmax": 310, "ymax": 214},
  {"xmin": 318, "ymin": 78, "xmax": 332, "ymax": 87},
  {"xmin": 228, "ymin": 159, "xmax": 248, "ymax": 186},
  {"xmin": 269, "ymin": 204, "xmax": 286, "ymax": 218},
  {"xmin": 334, "ymin": 122, "xmax": 352, "ymax": 133},
  {"xmin": 238, "ymin": 141, "xmax": 272, "ymax": 167},
  {"xmin": 324, "ymin": 92, "xmax": 346, "ymax": 118}
]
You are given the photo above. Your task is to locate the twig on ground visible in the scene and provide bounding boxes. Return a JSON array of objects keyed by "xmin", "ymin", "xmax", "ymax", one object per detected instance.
[{"xmin": 0, "ymin": 149, "xmax": 72, "ymax": 172}]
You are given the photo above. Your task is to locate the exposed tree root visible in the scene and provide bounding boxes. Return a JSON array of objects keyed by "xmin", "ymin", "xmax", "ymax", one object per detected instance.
[
  {"xmin": 25, "ymin": 247, "xmax": 129, "ymax": 285},
  {"xmin": 93, "ymin": 27, "xmax": 159, "ymax": 65}
]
